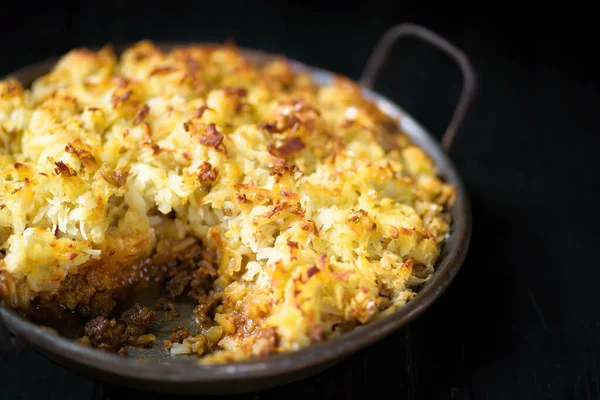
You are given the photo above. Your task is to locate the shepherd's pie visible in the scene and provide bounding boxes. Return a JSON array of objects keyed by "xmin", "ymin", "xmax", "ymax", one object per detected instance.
[{"xmin": 0, "ymin": 42, "xmax": 454, "ymax": 361}]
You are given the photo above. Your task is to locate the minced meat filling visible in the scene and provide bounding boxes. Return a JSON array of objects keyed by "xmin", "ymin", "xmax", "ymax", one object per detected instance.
[{"xmin": 80, "ymin": 303, "xmax": 156, "ymax": 352}]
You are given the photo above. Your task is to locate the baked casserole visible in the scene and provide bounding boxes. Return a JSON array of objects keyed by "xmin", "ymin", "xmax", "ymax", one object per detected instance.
[{"xmin": 0, "ymin": 42, "xmax": 454, "ymax": 362}]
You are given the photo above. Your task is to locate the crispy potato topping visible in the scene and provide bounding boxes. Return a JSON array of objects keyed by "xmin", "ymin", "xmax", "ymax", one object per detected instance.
[{"xmin": 0, "ymin": 42, "xmax": 454, "ymax": 362}]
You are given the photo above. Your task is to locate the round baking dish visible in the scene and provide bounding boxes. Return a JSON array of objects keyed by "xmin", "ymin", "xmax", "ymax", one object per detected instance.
[{"xmin": 0, "ymin": 24, "xmax": 475, "ymax": 395}]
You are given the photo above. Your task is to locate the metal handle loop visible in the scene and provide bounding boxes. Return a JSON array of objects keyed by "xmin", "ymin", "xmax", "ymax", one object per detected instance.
[{"xmin": 359, "ymin": 23, "xmax": 477, "ymax": 151}]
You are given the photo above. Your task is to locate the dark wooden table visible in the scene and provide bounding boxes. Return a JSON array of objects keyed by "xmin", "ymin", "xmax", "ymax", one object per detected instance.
[{"xmin": 1, "ymin": 2, "xmax": 598, "ymax": 399}]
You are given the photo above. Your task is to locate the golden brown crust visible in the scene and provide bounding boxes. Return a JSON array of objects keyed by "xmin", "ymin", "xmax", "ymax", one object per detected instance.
[{"xmin": 0, "ymin": 41, "xmax": 454, "ymax": 362}]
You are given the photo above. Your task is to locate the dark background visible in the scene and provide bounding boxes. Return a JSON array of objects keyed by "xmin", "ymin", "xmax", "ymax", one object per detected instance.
[{"xmin": 1, "ymin": 1, "xmax": 598, "ymax": 399}]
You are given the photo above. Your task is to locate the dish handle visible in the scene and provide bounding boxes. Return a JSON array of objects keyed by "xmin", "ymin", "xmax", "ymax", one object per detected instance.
[{"xmin": 359, "ymin": 23, "xmax": 477, "ymax": 152}]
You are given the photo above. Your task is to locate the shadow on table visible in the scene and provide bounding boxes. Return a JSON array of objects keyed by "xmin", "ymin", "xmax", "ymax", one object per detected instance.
[{"xmin": 404, "ymin": 190, "xmax": 561, "ymax": 400}]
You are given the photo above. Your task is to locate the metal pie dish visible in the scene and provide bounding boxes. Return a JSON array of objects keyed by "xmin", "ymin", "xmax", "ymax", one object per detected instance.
[{"xmin": 0, "ymin": 24, "xmax": 475, "ymax": 395}]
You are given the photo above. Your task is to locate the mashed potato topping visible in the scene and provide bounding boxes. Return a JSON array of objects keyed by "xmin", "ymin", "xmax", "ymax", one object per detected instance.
[{"xmin": 0, "ymin": 42, "xmax": 454, "ymax": 360}]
